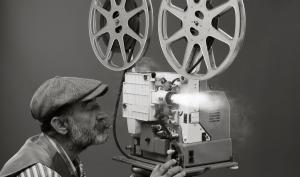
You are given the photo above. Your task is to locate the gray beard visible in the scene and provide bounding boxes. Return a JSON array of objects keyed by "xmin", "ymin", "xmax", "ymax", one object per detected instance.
[{"xmin": 67, "ymin": 122, "xmax": 97, "ymax": 152}]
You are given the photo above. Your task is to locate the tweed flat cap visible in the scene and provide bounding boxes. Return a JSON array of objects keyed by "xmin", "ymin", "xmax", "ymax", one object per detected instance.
[{"xmin": 30, "ymin": 76, "xmax": 108, "ymax": 121}]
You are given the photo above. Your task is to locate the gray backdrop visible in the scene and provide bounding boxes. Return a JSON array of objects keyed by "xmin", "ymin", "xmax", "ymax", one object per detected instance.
[{"xmin": 0, "ymin": 0, "xmax": 299, "ymax": 177}]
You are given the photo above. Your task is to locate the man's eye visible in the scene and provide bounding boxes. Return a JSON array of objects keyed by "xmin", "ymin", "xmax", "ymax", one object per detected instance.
[{"xmin": 88, "ymin": 104, "xmax": 100, "ymax": 111}]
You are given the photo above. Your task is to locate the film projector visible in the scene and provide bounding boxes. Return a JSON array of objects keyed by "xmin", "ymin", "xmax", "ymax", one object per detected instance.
[{"xmin": 88, "ymin": 0, "xmax": 246, "ymax": 176}]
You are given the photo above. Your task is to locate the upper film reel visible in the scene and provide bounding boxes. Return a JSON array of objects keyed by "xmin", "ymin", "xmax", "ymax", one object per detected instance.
[
  {"xmin": 158, "ymin": 0, "xmax": 246, "ymax": 80},
  {"xmin": 89, "ymin": 0, "xmax": 153, "ymax": 71}
]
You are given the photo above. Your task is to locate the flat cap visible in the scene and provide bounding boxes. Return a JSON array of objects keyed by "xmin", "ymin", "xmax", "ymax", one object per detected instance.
[{"xmin": 30, "ymin": 76, "xmax": 108, "ymax": 122}]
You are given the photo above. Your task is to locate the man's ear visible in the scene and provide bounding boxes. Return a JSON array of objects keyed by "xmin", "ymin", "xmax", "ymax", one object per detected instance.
[{"xmin": 50, "ymin": 117, "xmax": 68, "ymax": 135}]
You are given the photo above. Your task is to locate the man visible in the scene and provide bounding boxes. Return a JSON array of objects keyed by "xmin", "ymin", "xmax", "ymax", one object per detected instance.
[{"xmin": 0, "ymin": 76, "xmax": 186, "ymax": 177}]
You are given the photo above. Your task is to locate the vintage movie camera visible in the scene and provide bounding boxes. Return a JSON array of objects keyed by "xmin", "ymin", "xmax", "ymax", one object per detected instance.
[{"xmin": 88, "ymin": 0, "xmax": 246, "ymax": 175}]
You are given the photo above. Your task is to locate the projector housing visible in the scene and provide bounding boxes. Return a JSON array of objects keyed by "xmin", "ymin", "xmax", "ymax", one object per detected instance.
[{"xmin": 122, "ymin": 72, "xmax": 233, "ymax": 168}]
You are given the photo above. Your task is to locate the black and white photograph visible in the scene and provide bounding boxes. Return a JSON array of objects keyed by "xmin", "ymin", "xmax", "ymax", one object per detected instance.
[{"xmin": 0, "ymin": 0, "xmax": 299, "ymax": 177}]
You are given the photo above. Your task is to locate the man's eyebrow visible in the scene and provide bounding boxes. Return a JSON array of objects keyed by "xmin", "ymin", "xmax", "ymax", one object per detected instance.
[{"xmin": 81, "ymin": 100, "xmax": 93, "ymax": 107}]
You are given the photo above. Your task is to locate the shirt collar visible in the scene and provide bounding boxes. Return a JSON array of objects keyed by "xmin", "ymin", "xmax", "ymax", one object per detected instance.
[{"xmin": 44, "ymin": 133, "xmax": 83, "ymax": 177}]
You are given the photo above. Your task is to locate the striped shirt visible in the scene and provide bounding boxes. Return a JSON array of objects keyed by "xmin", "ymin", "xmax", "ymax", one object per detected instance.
[{"xmin": 16, "ymin": 163, "xmax": 61, "ymax": 177}]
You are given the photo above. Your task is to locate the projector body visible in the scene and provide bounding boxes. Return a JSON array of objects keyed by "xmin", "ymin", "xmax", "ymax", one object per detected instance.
[{"xmin": 122, "ymin": 72, "xmax": 232, "ymax": 168}]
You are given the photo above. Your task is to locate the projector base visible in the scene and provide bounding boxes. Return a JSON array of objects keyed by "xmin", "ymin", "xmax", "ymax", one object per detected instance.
[{"xmin": 113, "ymin": 155, "xmax": 238, "ymax": 176}]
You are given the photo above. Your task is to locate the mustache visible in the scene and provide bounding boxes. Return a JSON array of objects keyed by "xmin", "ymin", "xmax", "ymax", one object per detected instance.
[
  {"xmin": 95, "ymin": 121, "xmax": 112, "ymax": 132},
  {"xmin": 96, "ymin": 113, "xmax": 112, "ymax": 129}
]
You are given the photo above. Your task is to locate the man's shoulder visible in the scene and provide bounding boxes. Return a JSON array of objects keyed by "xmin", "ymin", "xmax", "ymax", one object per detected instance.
[
  {"xmin": 0, "ymin": 134, "xmax": 53, "ymax": 177},
  {"xmin": 15, "ymin": 163, "xmax": 61, "ymax": 177}
]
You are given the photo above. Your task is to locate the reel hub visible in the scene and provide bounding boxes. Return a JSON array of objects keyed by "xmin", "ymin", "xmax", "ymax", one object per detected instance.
[{"xmin": 100, "ymin": 0, "xmax": 140, "ymax": 52}]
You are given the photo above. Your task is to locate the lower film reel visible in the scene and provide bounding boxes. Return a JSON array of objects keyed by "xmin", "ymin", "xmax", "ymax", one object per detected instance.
[
  {"xmin": 89, "ymin": 0, "xmax": 153, "ymax": 71},
  {"xmin": 158, "ymin": 0, "xmax": 246, "ymax": 80}
]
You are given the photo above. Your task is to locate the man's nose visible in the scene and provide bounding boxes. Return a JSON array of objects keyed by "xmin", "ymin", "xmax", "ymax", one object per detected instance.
[{"xmin": 96, "ymin": 112, "xmax": 112, "ymax": 129}]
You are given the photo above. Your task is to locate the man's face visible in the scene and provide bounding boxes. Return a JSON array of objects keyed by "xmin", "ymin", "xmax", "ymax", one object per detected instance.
[{"xmin": 66, "ymin": 98, "xmax": 111, "ymax": 149}]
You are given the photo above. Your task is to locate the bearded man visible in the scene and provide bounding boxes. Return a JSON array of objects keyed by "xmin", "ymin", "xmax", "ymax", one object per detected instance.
[{"xmin": 0, "ymin": 76, "xmax": 186, "ymax": 177}]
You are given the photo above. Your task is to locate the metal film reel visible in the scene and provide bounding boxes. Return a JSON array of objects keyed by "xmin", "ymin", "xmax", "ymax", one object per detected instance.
[
  {"xmin": 89, "ymin": 0, "xmax": 153, "ymax": 71},
  {"xmin": 158, "ymin": 0, "xmax": 246, "ymax": 80}
]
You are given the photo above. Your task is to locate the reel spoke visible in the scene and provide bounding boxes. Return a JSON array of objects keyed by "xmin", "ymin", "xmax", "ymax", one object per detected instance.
[
  {"xmin": 182, "ymin": 40, "xmax": 195, "ymax": 69},
  {"xmin": 127, "ymin": 5, "xmax": 144, "ymax": 19},
  {"xmin": 164, "ymin": 1, "xmax": 185, "ymax": 21},
  {"xmin": 105, "ymin": 37, "xmax": 115, "ymax": 62},
  {"xmin": 209, "ymin": 27, "xmax": 233, "ymax": 46},
  {"xmin": 166, "ymin": 28, "xmax": 185, "ymax": 45},
  {"xmin": 120, "ymin": 0, "xmax": 127, "ymax": 8},
  {"xmin": 110, "ymin": 0, "xmax": 117, "ymax": 8},
  {"xmin": 126, "ymin": 28, "xmax": 143, "ymax": 44},
  {"xmin": 186, "ymin": 0, "xmax": 194, "ymax": 7},
  {"xmin": 117, "ymin": 36, "xmax": 128, "ymax": 64},
  {"xmin": 186, "ymin": 0, "xmax": 204, "ymax": 7},
  {"xmin": 94, "ymin": 2, "xmax": 110, "ymax": 18},
  {"xmin": 199, "ymin": 0, "xmax": 209, "ymax": 6},
  {"xmin": 93, "ymin": 26, "xmax": 109, "ymax": 40},
  {"xmin": 200, "ymin": 41, "xmax": 216, "ymax": 71},
  {"xmin": 209, "ymin": 0, "xmax": 234, "ymax": 18}
]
